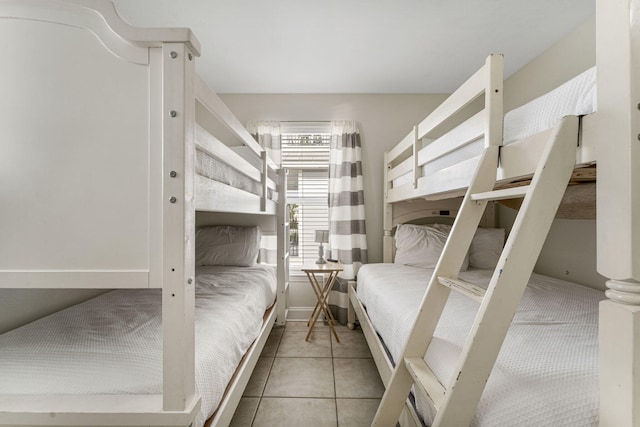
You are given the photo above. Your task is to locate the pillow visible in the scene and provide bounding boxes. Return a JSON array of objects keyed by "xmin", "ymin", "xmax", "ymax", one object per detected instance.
[
  {"xmin": 195, "ymin": 225, "xmax": 261, "ymax": 266},
  {"xmin": 469, "ymin": 227, "xmax": 505, "ymax": 269},
  {"xmin": 394, "ymin": 223, "xmax": 469, "ymax": 271},
  {"xmin": 432, "ymin": 223, "xmax": 505, "ymax": 269}
]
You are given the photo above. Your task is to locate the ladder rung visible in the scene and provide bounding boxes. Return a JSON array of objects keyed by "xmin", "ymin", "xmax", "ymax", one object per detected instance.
[
  {"xmin": 404, "ymin": 357, "xmax": 446, "ymax": 411},
  {"xmin": 438, "ymin": 276, "xmax": 486, "ymax": 303},
  {"xmin": 471, "ymin": 185, "xmax": 530, "ymax": 201}
]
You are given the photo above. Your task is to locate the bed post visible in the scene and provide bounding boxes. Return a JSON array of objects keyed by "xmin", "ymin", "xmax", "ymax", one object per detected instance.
[
  {"xmin": 261, "ymin": 151, "xmax": 268, "ymax": 212},
  {"xmin": 277, "ymin": 168, "xmax": 289, "ymax": 326},
  {"xmin": 383, "ymin": 151, "xmax": 394, "ymax": 262},
  {"xmin": 161, "ymin": 41, "xmax": 198, "ymax": 413},
  {"xmin": 596, "ymin": 0, "xmax": 640, "ymax": 425},
  {"xmin": 411, "ymin": 125, "xmax": 420, "ymax": 189}
]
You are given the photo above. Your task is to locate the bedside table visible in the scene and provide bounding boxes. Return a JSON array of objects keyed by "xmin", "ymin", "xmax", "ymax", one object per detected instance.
[{"xmin": 301, "ymin": 262, "xmax": 343, "ymax": 342}]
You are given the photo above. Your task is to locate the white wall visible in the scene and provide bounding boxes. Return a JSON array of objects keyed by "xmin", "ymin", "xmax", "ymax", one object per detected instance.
[
  {"xmin": 499, "ymin": 206, "xmax": 606, "ymax": 291},
  {"xmin": 500, "ymin": 16, "xmax": 605, "ymax": 290},
  {"xmin": 504, "ymin": 16, "xmax": 595, "ymax": 111}
]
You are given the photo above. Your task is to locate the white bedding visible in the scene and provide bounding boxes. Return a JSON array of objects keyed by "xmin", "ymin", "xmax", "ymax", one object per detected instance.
[
  {"xmin": 356, "ymin": 263, "xmax": 603, "ymax": 426},
  {"xmin": 0, "ymin": 264, "xmax": 277, "ymax": 427},
  {"xmin": 392, "ymin": 66, "xmax": 597, "ymax": 188}
]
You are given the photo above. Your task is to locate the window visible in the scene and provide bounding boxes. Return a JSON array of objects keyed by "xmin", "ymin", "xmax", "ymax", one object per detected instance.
[{"xmin": 281, "ymin": 123, "xmax": 331, "ymax": 272}]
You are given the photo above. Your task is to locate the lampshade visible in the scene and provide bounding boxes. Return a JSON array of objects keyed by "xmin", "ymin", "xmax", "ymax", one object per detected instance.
[{"xmin": 315, "ymin": 230, "xmax": 329, "ymax": 243}]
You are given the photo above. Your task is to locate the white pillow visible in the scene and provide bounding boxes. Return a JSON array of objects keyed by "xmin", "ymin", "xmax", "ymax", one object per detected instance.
[
  {"xmin": 394, "ymin": 223, "xmax": 469, "ymax": 271},
  {"xmin": 195, "ymin": 225, "xmax": 261, "ymax": 267},
  {"xmin": 432, "ymin": 223, "xmax": 505, "ymax": 269},
  {"xmin": 469, "ymin": 227, "xmax": 505, "ymax": 269}
]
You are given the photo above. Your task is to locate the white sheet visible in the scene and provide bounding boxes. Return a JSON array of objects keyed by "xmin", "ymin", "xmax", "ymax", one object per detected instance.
[
  {"xmin": 392, "ymin": 139, "xmax": 484, "ymax": 188},
  {"xmin": 503, "ymin": 66, "xmax": 596, "ymax": 145},
  {"xmin": 0, "ymin": 265, "xmax": 277, "ymax": 427},
  {"xmin": 392, "ymin": 66, "xmax": 597, "ymax": 188},
  {"xmin": 356, "ymin": 263, "xmax": 604, "ymax": 426}
]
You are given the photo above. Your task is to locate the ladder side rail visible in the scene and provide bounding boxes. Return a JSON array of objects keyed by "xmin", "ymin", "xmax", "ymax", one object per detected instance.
[
  {"xmin": 372, "ymin": 146, "xmax": 499, "ymax": 426},
  {"xmin": 401, "ymin": 51, "xmax": 503, "ymax": 358},
  {"xmin": 405, "ymin": 147, "xmax": 499, "ymax": 357},
  {"xmin": 433, "ymin": 116, "xmax": 579, "ymax": 427},
  {"xmin": 373, "ymin": 53, "xmax": 504, "ymax": 427}
]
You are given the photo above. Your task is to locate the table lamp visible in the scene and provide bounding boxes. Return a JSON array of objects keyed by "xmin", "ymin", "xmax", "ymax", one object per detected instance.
[{"xmin": 315, "ymin": 230, "xmax": 329, "ymax": 264}]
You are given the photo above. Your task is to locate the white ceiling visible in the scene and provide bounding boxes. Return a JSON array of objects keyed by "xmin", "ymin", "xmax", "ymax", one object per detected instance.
[{"xmin": 112, "ymin": 0, "xmax": 594, "ymax": 94}]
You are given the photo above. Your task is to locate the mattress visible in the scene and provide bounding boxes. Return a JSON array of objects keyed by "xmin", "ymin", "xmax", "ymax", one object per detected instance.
[
  {"xmin": 196, "ymin": 148, "xmax": 278, "ymax": 201},
  {"xmin": 356, "ymin": 263, "xmax": 604, "ymax": 426},
  {"xmin": 392, "ymin": 66, "xmax": 597, "ymax": 188},
  {"xmin": 0, "ymin": 264, "xmax": 277, "ymax": 427}
]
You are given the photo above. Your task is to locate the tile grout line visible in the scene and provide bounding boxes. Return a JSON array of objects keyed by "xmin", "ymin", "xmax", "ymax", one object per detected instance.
[
  {"xmin": 251, "ymin": 327, "xmax": 283, "ymax": 427},
  {"xmin": 331, "ymin": 325, "xmax": 339, "ymax": 426},
  {"xmin": 252, "ymin": 356, "xmax": 274, "ymax": 426}
]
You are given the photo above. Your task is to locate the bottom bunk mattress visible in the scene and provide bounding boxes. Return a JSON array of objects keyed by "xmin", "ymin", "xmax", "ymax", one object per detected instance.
[
  {"xmin": 356, "ymin": 263, "xmax": 604, "ymax": 426},
  {"xmin": 0, "ymin": 264, "xmax": 277, "ymax": 427}
]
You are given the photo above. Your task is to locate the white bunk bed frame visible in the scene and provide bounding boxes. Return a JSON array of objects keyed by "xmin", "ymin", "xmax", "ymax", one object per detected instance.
[
  {"xmin": 349, "ymin": 0, "xmax": 640, "ymax": 425},
  {"xmin": 0, "ymin": 1, "xmax": 289, "ymax": 426}
]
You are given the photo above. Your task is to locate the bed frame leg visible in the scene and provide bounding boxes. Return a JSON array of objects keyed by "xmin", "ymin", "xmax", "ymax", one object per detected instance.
[
  {"xmin": 599, "ymin": 282, "xmax": 640, "ymax": 427},
  {"xmin": 347, "ymin": 281, "xmax": 356, "ymax": 330},
  {"xmin": 594, "ymin": 0, "xmax": 640, "ymax": 423}
]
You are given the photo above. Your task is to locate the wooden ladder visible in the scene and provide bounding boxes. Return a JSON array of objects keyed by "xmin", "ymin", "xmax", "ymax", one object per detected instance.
[{"xmin": 372, "ymin": 115, "xmax": 579, "ymax": 427}]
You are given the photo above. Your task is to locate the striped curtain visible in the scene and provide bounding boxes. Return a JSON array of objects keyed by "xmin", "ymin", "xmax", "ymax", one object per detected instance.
[
  {"xmin": 247, "ymin": 120, "xmax": 281, "ymax": 166},
  {"xmin": 328, "ymin": 120, "xmax": 368, "ymax": 324}
]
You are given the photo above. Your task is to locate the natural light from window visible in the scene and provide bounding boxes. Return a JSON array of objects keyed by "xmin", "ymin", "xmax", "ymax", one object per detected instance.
[{"xmin": 281, "ymin": 124, "xmax": 330, "ymax": 274}]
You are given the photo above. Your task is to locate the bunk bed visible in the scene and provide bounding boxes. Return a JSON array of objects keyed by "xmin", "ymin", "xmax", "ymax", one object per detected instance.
[
  {"xmin": 348, "ymin": 0, "xmax": 640, "ymax": 425},
  {"xmin": 0, "ymin": 1, "xmax": 289, "ymax": 426}
]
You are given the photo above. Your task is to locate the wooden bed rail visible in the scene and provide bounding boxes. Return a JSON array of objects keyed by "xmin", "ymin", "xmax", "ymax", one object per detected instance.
[
  {"xmin": 384, "ymin": 54, "xmax": 503, "ymax": 205},
  {"xmin": 417, "ymin": 54, "xmax": 503, "ymax": 142},
  {"xmin": 195, "ymin": 76, "xmax": 277, "ymax": 172},
  {"xmin": 194, "ymin": 75, "xmax": 279, "ymax": 214},
  {"xmin": 194, "ymin": 123, "xmax": 277, "ymax": 214}
]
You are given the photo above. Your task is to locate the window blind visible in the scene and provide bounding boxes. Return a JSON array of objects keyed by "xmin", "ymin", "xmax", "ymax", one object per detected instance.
[{"xmin": 282, "ymin": 132, "xmax": 330, "ymax": 271}]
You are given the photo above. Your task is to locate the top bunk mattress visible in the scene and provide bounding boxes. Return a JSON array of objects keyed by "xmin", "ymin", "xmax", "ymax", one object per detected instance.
[
  {"xmin": 356, "ymin": 263, "xmax": 604, "ymax": 426},
  {"xmin": 0, "ymin": 264, "xmax": 277, "ymax": 427},
  {"xmin": 392, "ymin": 66, "xmax": 597, "ymax": 187},
  {"xmin": 196, "ymin": 146, "xmax": 278, "ymax": 201}
]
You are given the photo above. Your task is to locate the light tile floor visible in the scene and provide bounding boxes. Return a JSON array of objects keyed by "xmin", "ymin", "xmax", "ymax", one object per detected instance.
[{"xmin": 229, "ymin": 322, "xmax": 384, "ymax": 427}]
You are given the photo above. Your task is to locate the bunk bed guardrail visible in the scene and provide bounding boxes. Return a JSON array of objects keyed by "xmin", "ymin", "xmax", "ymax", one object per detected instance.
[{"xmin": 385, "ymin": 54, "xmax": 503, "ymax": 205}]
